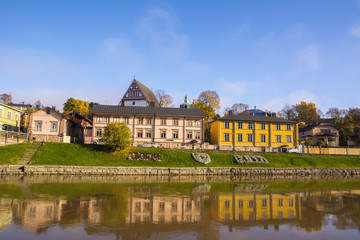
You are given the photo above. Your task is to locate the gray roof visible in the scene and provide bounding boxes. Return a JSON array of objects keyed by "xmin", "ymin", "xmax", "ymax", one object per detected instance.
[
  {"xmin": 90, "ymin": 105, "xmax": 207, "ymax": 117},
  {"xmin": 135, "ymin": 80, "xmax": 160, "ymax": 107},
  {"xmin": 217, "ymin": 114, "xmax": 296, "ymax": 123}
]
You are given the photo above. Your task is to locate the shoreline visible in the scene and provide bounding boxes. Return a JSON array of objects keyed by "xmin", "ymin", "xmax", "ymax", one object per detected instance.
[{"xmin": 1, "ymin": 165, "xmax": 360, "ymax": 177}]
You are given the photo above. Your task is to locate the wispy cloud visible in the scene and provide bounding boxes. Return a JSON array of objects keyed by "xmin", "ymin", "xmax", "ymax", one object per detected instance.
[
  {"xmin": 349, "ymin": 26, "xmax": 360, "ymax": 38},
  {"xmin": 296, "ymin": 44, "xmax": 321, "ymax": 70}
]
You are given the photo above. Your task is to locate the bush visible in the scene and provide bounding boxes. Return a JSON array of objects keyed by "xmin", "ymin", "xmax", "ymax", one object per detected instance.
[
  {"xmin": 304, "ymin": 139, "xmax": 314, "ymax": 146},
  {"xmin": 317, "ymin": 140, "xmax": 325, "ymax": 147},
  {"xmin": 103, "ymin": 122, "xmax": 132, "ymax": 151}
]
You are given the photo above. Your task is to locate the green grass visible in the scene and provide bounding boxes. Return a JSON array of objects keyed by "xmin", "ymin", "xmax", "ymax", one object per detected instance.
[
  {"xmin": 0, "ymin": 143, "xmax": 29, "ymax": 165},
  {"xmin": 30, "ymin": 142, "xmax": 360, "ymax": 168}
]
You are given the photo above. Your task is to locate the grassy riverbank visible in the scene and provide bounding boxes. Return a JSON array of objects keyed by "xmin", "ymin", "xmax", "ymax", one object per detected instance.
[
  {"xmin": 0, "ymin": 143, "xmax": 29, "ymax": 165},
  {"xmin": 25, "ymin": 142, "xmax": 360, "ymax": 168}
]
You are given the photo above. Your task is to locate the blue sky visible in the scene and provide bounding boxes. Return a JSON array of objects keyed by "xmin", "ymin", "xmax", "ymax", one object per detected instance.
[{"xmin": 1, "ymin": 0, "xmax": 359, "ymax": 114}]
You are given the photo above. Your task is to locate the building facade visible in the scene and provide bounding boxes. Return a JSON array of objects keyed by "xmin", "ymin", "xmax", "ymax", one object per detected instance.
[
  {"xmin": 90, "ymin": 105, "xmax": 207, "ymax": 148},
  {"xmin": 119, "ymin": 79, "xmax": 160, "ymax": 107},
  {"xmin": 0, "ymin": 103, "xmax": 22, "ymax": 132},
  {"xmin": 210, "ymin": 114, "xmax": 298, "ymax": 152},
  {"xmin": 299, "ymin": 123, "xmax": 340, "ymax": 147}
]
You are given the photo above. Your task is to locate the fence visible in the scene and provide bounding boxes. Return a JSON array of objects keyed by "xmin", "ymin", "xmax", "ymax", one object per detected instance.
[
  {"xmin": 304, "ymin": 146, "xmax": 360, "ymax": 156},
  {"xmin": 0, "ymin": 130, "xmax": 28, "ymax": 146}
]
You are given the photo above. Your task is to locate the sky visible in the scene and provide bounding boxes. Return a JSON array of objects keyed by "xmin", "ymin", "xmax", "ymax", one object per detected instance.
[{"xmin": 1, "ymin": 0, "xmax": 359, "ymax": 115}]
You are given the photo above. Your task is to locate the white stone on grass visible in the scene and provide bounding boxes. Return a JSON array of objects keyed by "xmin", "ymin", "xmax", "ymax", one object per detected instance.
[{"xmin": 191, "ymin": 153, "xmax": 211, "ymax": 165}]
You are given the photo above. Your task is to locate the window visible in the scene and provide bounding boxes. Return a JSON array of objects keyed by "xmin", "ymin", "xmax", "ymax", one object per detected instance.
[
  {"xmin": 278, "ymin": 212, "xmax": 283, "ymax": 219},
  {"xmin": 113, "ymin": 117, "xmax": 120, "ymax": 123},
  {"xmin": 96, "ymin": 117, "xmax": 102, "ymax": 123},
  {"xmin": 161, "ymin": 119, "xmax": 167, "ymax": 125},
  {"xmin": 138, "ymin": 118, "xmax": 143, "ymax": 125},
  {"xmin": 187, "ymin": 131, "xmax": 193, "ymax": 139},
  {"xmin": 289, "ymin": 199, "xmax": 294, "ymax": 207},
  {"xmin": 96, "ymin": 129, "xmax": 102, "ymax": 137},
  {"xmin": 173, "ymin": 119, "xmax": 179, "ymax": 126},
  {"xmin": 260, "ymin": 134, "xmax": 266, "ymax": 143},
  {"xmin": 161, "ymin": 130, "xmax": 166, "ymax": 139},
  {"xmin": 238, "ymin": 200, "xmax": 243, "ymax": 208},
  {"xmin": 14, "ymin": 113, "xmax": 18, "ymax": 121},
  {"xmin": 171, "ymin": 202, "xmax": 178, "ymax": 212},
  {"xmin": 187, "ymin": 120, "xmax": 193, "ymax": 127},
  {"xmin": 195, "ymin": 132, "xmax": 201, "ymax": 140},
  {"xmin": 146, "ymin": 130, "xmax": 152, "ymax": 138},
  {"xmin": 248, "ymin": 200, "xmax": 254, "ymax": 208},
  {"xmin": 35, "ymin": 122, "xmax": 42, "ymax": 131},
  {"xmin": 248, "ymin": 122, "xmax": 253, "ymax": 129},
  {"xmin": 224, "ymin": 121, "xmax": 230, "ymax": 129},
  {"xmin": 104, "ymin": 117, "xmax": 110, "ymax": 123},
  {"xmin": 328, "ymin": 138, "xmax": 336, "ymax": 142},
  {"xmin": 159, "ymin": 202, "xmax": 165, "ymax": 212},
  {"xmin": 224, "ymin": 133, "xmax": 230, "ymax": 142},
  {"xmin": 262, "ymin": 199, "xmax": 268, "ymax": 207},
  {"xmin": 124, "ymin": 118, "xmax": 129, "ymax": 124},
  {"xmin": 146, "ymin": 119, "xmax": 152, "ymax": 125},
  {"xmin": 237, "ymin": 121, "xmax": 243, "ymax": 129},
  {"xmin": 173, "ymin": 130, "xmax": 179, "ymax": 139},
  {"xmin": 286, "ymin": 123, "xmax": 291, "ymax": 130},
  {"xmin": 261, "ymin": 122, "xmax": 266, "ymax": 130},
  {"xmin": 137, "ymin": 130, "xmax": 143, "ymax": 138},
  {"xmin": 276, "ymin": 123, "xmax": 281, "ymax": 130},
  {"xmin": 0, "ymin": 122, "xmax": 2, "ymax": 130},
  {"xmin": 289, "ymin": 211, "xmax": 294, "ymax": 219},
  {"xmin": 286, "ymin": 135, "xmax": 292, "ymax": 143},
  {"xmin": 135, "ymin": 202, "xmax": 141, "ymax": 213},
  {"xmin": 278, "ymin": 198, "xmax": 283, "ymax": 207},
  {"xmin": 144, "ymin": 202, "xmax": 150, "ymax": 212},
  {"xmin": 7, "ymin": 111, "xmax": 12, "ymax": 120},
  {"xmin": 237, "ymin": 134, "xmax": 243, "ymax": 142},
  {"xmin": 51, "ymin": 122, "xmax": 57, "ymax": 132},
  {"xmin": 195, "ymin": 121, "xmax": 201, "ymax": 127},
  {"xmin": 276, "ymin": 135, "xmax": 282, "ymax": 143},
  {"xmin": 186, "ymin": 201, "xmax": 192, "ymax": 211},
  {"xmin": 262, "ymin": 213, "xmax": 268, "ymax": 220},
  {"xmin": 224, "ymin": 200, "xmax": 230, "ymax": 209},
  {"xmin": 46, "ymin": 110, "xmax": 50, "ymax": 114},
  {"xmin": 0, "ymin": 108, "xmax": 3, "ymax": 117},
  {"xmin": 247, "ymin": 134, "xmax": 253, "ymax": 142}
]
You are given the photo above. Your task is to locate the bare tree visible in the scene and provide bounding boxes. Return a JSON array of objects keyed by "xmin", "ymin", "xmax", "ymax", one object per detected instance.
[
  {"xmin": 0, "ymin": 93, "xmax": 12, "ymax": 104},
  {"xmin": 155, "ymin": 89, "xmax": 173, "ymax": 108},
  {"xmin": 280, "ymin": 104, "xmax": 297, "ymax": 121},
  {"xmin": 224, "ymin": 103, "xmax": 248, "ymax": 115}
]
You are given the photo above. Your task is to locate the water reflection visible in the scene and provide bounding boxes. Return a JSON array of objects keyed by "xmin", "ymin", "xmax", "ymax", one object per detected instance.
[{"xmin": 0, "ymin": 177, "xmax": 360, "ymax": 239}]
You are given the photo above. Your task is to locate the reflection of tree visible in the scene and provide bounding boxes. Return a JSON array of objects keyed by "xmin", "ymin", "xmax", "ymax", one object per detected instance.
[
  {"xmin": 99, "ymin": 194, "xmax": 129, "ymax": 227},
  {"xmin": 332, "ymin": 196, "xmax": 360, "ymax": 230}
]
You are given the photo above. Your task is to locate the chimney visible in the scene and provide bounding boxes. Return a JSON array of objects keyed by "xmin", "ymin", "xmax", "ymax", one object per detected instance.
[
  {"xmin": 228, "ymin": 110, "xmax": 233, "ymax": 115},
  {"xmin": 254, "ymin": 106, "xmax": 256, "ymax": 109}
]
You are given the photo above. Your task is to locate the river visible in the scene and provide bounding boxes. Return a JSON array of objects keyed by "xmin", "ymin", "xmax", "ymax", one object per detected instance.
[{"xmin": 0, "ymin": 175, "xmax": 359, "ymax": 239}]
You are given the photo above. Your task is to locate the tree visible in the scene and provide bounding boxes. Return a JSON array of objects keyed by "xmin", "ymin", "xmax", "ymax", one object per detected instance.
[
  {"xmin": 326, "ymin": 108, "xmax": 347, "ymax": 119},
  {"xmin": 294, "ymin": 101, "xmax": 320, "ymax": 126},
  {"xmin": 103, "ymin": 122, "xmax": 132, "ymax": 151},
  {"xmin": 63, "ymin": 97, "xmax": 90, "ymax": 116},
  {"xmin": 280, "ymin": 104, "xmax": 297, "ymax": 121},
  {"xmin": 224, "ymin": 103, "xmax": 248, "ymax": 116},
  {"xmin": 155, "ymin": 89, "xmax": 173, "ymax": 108},
  {"xmin": 192, "ymin": 90, "xmax": 220, "ymax": 120},
  {"xmin": 0, "ymin": 93, "xmax": 12, "ymax": 104}
]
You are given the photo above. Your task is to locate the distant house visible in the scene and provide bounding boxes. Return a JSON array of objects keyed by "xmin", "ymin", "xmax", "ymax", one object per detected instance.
[
  {"xmin": 90, "ymin": 105, "xmax": 207, "ymax": 148},
  {"xmin": 119, "ymin": 79, "xmax": 160, "ymax": 107},
  {"xmin": 29, "ymin": 107, "xmax": 92, "ymax": 143},
  {"xmin": 299, "ymin": 123, "xmax": 340, "ymax": 147},
  {"xmin": 0, "ymin": 103, "xmax": 22, "ymax": 132}
]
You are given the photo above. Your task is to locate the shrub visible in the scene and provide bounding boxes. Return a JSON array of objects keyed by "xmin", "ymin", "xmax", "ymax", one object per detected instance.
[{"xmin": 103, "ymin": 122, "xmax": 132, "ymax": 151}]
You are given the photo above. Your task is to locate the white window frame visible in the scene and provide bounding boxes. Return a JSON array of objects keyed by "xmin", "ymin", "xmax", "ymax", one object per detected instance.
[
  {"xmin": 260, "ymin": 134, "xmax": 266, "ymax": 143},
  {"xmin": 195, "ymin": 132, "xmax": 201, "ymax": 140},
  {"xmin": 104, "ymin": 117, "xmax": 110, "ymax": 123},
  {"xmin": 0, "ymin": 107, "xmax": 3, "ymax": 117},
  {"xmin": 224, "ymin": 133, "xmax": 230, "ymax": 142},
  {"xmin": 260, "ymin": 122, "xmax": 266, "ymax": 130},
  {"xmin": 187, "ymin": 120, "xmax": 193, "ymax": 127},
  {"xmin": 187, "ymin": 131, "xmax": 193, "ymax": 139},
  {"xmin": 173, "ymin": 119, "xmax": 179, "ymax": 126},
  {"xmin": 35, "ymin": 121, "xmax": 42, "ymax": 131},
  {"xmin": 237, "ymin": 133, "xmax": 243, "ymax": 142},
  {"xmin": 237, "ymin": 121, "xmax": 243, "ymax": 129},
  {"xmin": 276, "ymin": 123, "xmax": 281, "ymax": 130},
  {"xmin": 14, "ymin": 113, "xmax": 19, "ymax": 121},
  {"xmin": 248, "ymin": 122, "xmax": 253, "ymax": 129},
  {"xmin": 137, "ymin": 130, "xmax": 143, "ymax": 138},
  {"xmin": 286, "ymin": 135, "xmax": 292, "ymax": 143},
  {"xmin": 138, "ymin": 118, "xmax": 143, "ymax": 125},
  {"xmin": 161, "ymin": 119, "xmax": 167, "ymax": 126},
  {"xmin": 7, "ymin": 110, "xmax": 12, "ymax": 120},
  {"xmin": 51, "ymin": 122, "xmax": 58, "ymax": 132},
  {"xmin": 224, "ymin": 121, "xmax": 230, "ymax": 129},
  {"xmin": 173, "ymin": 130, "xmax": 179, "ymax": 139},
  {"xmin": 96, "ymin": 117, "xmax": 102, "ymax": 123},
  {"xmin": 286, "ymin": 123, "xmax": 291, "ymax": 130},
  {"xmin": 195, "ymin": 121, "xmax": 201, "ymax": 127},
  {"xmin": 247, "ymin": 134, "xmax": 253, "ymax": 142},
  {"xmin": 276, "ymin": 135, "xmax": 282, "ymax": 143},
  {"xmin": 160, "ymin": 130, "xmax": 166, "ymax": 139}
]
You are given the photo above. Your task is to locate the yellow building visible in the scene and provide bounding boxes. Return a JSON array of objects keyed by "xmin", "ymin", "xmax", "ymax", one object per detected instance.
[
  {"xmin": 0, "ymin": 103, "xmax": 22, "ymax": 132},
  {"xmin": 210, "ymin": 114, "xmax": 298, "ymax": 152}
]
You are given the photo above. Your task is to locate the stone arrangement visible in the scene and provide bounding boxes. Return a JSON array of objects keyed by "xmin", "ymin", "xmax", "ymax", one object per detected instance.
[
  {"xmin": 234, "ymin": 155, "xmax": 268, "ymax": 164},
  {"xmin": 191, "ymin": 153, "xmax": 211, "ymax": 164},
  {"xmin": 128, "ymin": 152, "xmax": 161, "ymax": 162}
]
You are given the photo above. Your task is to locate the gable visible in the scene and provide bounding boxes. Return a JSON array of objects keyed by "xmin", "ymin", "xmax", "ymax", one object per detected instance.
[{"xmin": 120, "ymin": 79, "xmax": 160, "ymax": 107}]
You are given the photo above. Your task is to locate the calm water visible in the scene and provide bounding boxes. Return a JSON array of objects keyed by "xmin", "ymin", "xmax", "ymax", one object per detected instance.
[{"xmin": 0, "ymin": 175, "xmax": 360, "ymax": 240}]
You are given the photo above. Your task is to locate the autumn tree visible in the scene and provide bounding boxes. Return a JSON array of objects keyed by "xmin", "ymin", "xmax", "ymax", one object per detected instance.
[
  {"xmin": 224, "ymin": 103, "xmax": 248, "ymax": 116},
  {"xmin": 63, "ymin": 98, "xmax": 90, "ymax": 116},
  {"xmin": 192, "ymin": 90, "xmax": 220, "ymax": 120},
  {"xmin": 280, "ymin": 104, "xmax": 297, "ymax": 121},
  {"xmin": 0, "ymin": 93, "xmax": 12, "ymax": 104},
  {"xmin": 103, "ymin": 122, "xmax": 132, "ymax": 151},
  {"xmin": 155, "ymin": 89, "xmax": 173, "ymax": 108},
  {"xmin": 294, "ymin": 101, "xmax": 320, "ymax": 126}
]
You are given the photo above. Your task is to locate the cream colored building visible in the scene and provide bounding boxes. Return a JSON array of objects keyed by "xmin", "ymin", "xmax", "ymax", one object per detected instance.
[
  {"xmin": 90, "ymin": 105, "xmax": 206, "ymax": 148},
  {"xmin": 299, "ymin": 123, "xmax": 340, "ymax": 147}
]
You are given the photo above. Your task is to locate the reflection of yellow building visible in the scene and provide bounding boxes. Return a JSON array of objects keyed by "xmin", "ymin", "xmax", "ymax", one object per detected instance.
[
  {"xmin": 215, "ymin": 193, "xmax": 301, "ymax": 222},
  {"xmin": 0, "ymin": 198, "xmax": 13, "ymax": 231}
]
